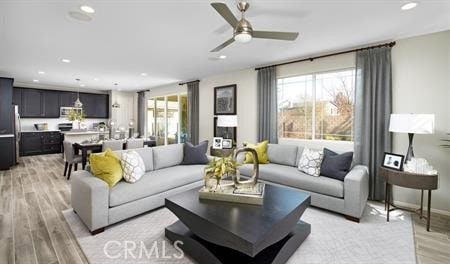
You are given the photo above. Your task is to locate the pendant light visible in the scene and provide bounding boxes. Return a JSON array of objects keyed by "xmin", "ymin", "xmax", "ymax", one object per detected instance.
[{"xmin": 74, "ymin": 78, "xmax": 83, "ymax": 108}]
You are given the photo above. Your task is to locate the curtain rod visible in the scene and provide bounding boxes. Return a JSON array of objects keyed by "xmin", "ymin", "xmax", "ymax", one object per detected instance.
[
  {"xmin": 178, "ymin": 80, "xmax": 200, "ymax": 86},
  {"xmin": 254, "ymin": 41, "xmax": 396, "ymax": 71}
]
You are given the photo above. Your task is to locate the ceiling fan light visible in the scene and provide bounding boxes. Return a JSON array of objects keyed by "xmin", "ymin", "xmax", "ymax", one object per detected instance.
[{"xmin": 235, "ymin": 33, "xmax": 252, "ymax": 43}]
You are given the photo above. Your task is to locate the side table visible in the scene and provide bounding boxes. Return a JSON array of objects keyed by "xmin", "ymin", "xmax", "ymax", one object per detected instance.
[
  {"xmin": 380, "ymin": 167, "xmax": 438, "ymax": 231},
  {"xmin": 210, "ymin": 146, "xmax": 235, "ymax": 157}
]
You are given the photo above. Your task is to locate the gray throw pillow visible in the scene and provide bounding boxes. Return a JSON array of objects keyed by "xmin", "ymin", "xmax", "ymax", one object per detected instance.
[
  {"xmin": 320, "ymin": 148, "xmax": 353, "ymax": 181},
  {"xmin": 180, "ymin": 141, "xmax": 209, "ymax": 165}
]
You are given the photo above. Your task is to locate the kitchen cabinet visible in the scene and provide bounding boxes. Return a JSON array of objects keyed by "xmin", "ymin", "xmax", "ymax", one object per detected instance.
[
  {"xmin": 60, "ymin": 91, "xmax": 78, "ymax": 107},
  {"xmin": 20, "ymin": 131, "xmax": 61, "ymax": 156},
  {"xmin": 12, "ymin": 87, "xmax": 22, "ymax": 115},
  {"xmin": 0, "ymin": 78, "xmax": 14, "ymax": 135},
  {"xmin": 14, "ymin": 87, "xmax": 110, "ymax": 119},
  {"xmin": 21, "ymin": 88, "xmax": 43, "ymax": 117},
  {"xmin": 43, "ymin": 90, "xmax": 60, "ymax": 117},
  {"xmin": 80, "ymin": 93, "xmax": 109, "ymax": 118}
]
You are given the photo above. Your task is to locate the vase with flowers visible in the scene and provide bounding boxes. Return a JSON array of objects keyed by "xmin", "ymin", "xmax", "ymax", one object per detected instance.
[
  {"xmin": 204, "ymin": 156, "xmax": 240, "ymax": 192},
  {"xmin": 67, "ymin": 109, "xmax": 85, "ymax": 130}
]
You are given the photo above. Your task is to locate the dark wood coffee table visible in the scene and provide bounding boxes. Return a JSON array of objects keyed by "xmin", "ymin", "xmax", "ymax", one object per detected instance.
[{"xmin": 165, "ymin": 184, "xmax": 311, "ymax": 264}]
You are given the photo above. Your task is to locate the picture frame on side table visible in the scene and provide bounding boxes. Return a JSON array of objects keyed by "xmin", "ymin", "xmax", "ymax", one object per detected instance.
[
  {"xmin": 214, "ymin": 84, "xmax": 236, "ymax": 115},
  {"xmin": 212, "ymin": 137, "xmax": 223, "ymax": 149},
  {"xmin": 382, "ymin": 152, "xmax": 404, "ymax": 171},
  {"xmin": 222, "ymin": 139, "xmax": 233, "ymax": 149},
  {"xmin": 214, "ymin": 117, "xmax": 237, "ymax": 143}
]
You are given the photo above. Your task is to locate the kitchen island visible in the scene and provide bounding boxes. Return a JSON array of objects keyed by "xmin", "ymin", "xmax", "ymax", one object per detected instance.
[{"xmin": 61, "ymin": 130, "xmax": 109, "ymax": 143}]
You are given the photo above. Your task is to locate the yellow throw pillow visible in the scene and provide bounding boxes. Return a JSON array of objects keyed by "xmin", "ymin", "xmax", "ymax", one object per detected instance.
[
  {"xmin": 244, "ymin": 140, "xmax": 270, "ymax": 164},
  {"xmin": 89, "ymin": 149, "xmax": 123, "ymax": 188}
]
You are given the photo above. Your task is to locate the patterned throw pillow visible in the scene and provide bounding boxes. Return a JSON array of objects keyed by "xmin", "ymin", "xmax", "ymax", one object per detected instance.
[
  {"xmin": 121, "ymin": 151, "xmax": 145, "ymax": 183},
  {"xmin": 297, "ymin": 148, "xmax": 324, "ymax": 177}
]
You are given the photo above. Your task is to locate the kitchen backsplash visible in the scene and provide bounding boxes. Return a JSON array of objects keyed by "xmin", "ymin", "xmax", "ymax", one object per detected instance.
[{"xmin": 20, "ymin": 118, "xmax": 108, "ymax": 131}]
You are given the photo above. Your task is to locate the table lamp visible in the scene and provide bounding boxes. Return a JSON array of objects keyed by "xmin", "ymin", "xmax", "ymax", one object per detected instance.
[
  {"xmin": 389, "ymin": 114, "xmax": 435, "ymax": 162},
  {"xmin": 217, "ymin": 115, "xmax": 237, "ymax": 140}
]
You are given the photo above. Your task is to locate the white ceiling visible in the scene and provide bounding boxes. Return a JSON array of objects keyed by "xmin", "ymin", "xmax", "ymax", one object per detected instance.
[{"xmin": 0, "ymin": 0, "xmax": 449, "ymax": 91}]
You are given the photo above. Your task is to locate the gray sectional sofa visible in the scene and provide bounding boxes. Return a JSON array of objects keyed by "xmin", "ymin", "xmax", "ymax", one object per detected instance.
[
  {"xmin": 71, "ymin": 143, "xmax": 369, "ymax": 235},
  {"xmin": 237, "ymin": 144, "xmax": 369, "ymax": 222}
]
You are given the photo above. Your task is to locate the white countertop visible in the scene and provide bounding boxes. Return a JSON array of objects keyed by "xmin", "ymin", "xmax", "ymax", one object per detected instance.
[{"xmin": 62, "ymin": 130, "xmax": 109, "ymax": 135}]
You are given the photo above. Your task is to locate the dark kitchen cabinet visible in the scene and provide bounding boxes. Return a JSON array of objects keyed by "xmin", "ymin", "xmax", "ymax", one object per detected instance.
[
  {"xmin": 60, "ymin": 91, "xmax": 78, "ymax": 107},
  {"xmin": 21, "ymin": 88, "xmax": 43, "ymax": 117},
  {"xmin": 12, "ymin": 87, "xmax": 22, "ymax": 115},
  {"xmin": 43, "ymin": 90, "xmax": 60, "ymax": 117},
  {"xmin": 0, "ymin": 78, "xmax": 14, "ymax": 135},
  {"xmin": 79, "ymin": 93, "xmax": 109, "ymax": 118},
  {"xmin": 15, "ymin": 87, "xmax": 109, "ymax": 119},
  {"xmin": 20, "ymin": 132, "xmax": 61, "ymax": 156},
  {"xmin": 20, "ymin": 132, "xmax": 43, "ymax": 156}
]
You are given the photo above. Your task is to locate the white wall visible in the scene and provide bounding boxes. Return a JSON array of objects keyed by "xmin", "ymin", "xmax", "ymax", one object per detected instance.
[
  {"xmin": 110, "ymin": 90, "xmax": 138, "ymax": 129},
  {"xmin": 20, "ymin": 118, "xmax": 107, "ymax": 131},
  {"xmin": 391, "ymin": 30, "xmax": 450, "ymax": 214}
]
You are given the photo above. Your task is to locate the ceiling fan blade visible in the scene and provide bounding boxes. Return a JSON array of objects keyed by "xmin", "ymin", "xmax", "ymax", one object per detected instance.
[
  {"xmin": 253, "ymin": 31, "xmax": 299, "ymax": 41},
  {"xmin": 210, "ymin": 38, "xmax": 235, "ymax": 52},
  {"xmin": 211, "ymin": 2, "xmax": 238, "ymax": 28}
]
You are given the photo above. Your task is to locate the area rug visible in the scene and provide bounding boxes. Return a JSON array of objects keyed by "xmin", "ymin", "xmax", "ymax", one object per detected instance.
[{"xmin": 63, "ymin": 203, "xmax": 416, "ymax": 264}]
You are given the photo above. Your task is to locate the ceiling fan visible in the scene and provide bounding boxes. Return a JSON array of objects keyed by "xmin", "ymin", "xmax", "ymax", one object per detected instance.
[{"xmin": 210, "ymin": 1, "xmax": 299, "ymax": 52}]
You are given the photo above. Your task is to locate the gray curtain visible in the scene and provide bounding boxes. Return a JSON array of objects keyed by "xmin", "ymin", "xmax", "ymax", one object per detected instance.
[
  {"xmin": 257, "ymin": 67, "xmax": 278, "ymax": 143},
  {"xmin": 354, "ymin": 47, "xmax": 392, "ymax": 201},
  {"xmin": 187, "ymin": 81, "xmax": 200, "ymax": 145},
  {"xmin": 137, "ymin": 91, "xmax": 146, "ymax": 137}
]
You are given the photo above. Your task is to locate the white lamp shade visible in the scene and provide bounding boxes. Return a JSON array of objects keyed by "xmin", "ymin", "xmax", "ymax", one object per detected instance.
[
  {"xmin": 389, "ymin": 114, "xmax": 435, "ymax": 134},
  {"xmin": 217, "ymin": 115, "xmax": 238, "ymax": 127}
]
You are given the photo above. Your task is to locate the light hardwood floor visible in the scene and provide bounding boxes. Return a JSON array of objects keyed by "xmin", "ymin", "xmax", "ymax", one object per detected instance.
[{"xmin": 0, "ymin": 154, "xmax": 449, "ymax": 264}]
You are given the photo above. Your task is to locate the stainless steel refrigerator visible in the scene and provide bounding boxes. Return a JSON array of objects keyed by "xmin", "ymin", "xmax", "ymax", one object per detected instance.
[{"xmin": 14, "ymin": 105, "xmax": 21, "ymax": 163}]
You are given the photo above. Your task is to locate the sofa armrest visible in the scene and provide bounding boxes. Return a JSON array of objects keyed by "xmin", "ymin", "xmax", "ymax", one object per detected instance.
[
  {"xmin": 71, "ymin": 170, "xmax": 109, "ymax": 232},
  {"xmin": 344, "ymin": 165, "xmax": 369, "ymax": 219}
]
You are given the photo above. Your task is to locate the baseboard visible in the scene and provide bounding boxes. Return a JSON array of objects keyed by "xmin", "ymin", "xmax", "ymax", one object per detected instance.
[{"xmin": 392, "ymin": 200, "xmax": 450, "ymax": 216}]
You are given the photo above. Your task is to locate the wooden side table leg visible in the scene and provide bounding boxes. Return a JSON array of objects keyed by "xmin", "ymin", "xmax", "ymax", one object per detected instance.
[
  {"xmin": 420, "ymin": 189, "xmax": 424, "ymax": 219},
  {"xmin": 427, "ymin": 190, "xmax": 431, "ymax": 231},
  {"xmin": 386, "ymin": 183, "xmax": 390, "ymax": 222}
]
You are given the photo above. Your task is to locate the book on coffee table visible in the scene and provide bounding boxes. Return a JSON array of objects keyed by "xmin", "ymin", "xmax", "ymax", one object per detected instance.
[{"xmin": 199, "ymin": 182, "xmax": 265, "ymax": 205}]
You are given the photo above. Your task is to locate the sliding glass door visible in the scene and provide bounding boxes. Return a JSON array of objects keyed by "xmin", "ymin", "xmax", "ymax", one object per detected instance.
[{"xmin": 147, "ymin": 94, "xmax": 187, "ymax": 146}]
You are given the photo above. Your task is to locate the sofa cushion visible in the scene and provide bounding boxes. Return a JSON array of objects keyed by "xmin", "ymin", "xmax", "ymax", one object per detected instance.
[
  {"xmin": 89, "ymin": 149, "xmax": 123, "ymax": 188},
  {"xmin": 267, "ymin": 144, "xmax": 298, "ymax": 166},
  {"xmin": 181, "ymin": 141, "xmax": 209, "ymax": 165},
  {"xmin": 152, "ymin": 144, "xmax": 184, "ymax": 170},
  {"xmin": 109, "ymin": 165, "xmax": 204, "ymax": 207},
  {"xmin": 295, "ymin": 146, "xmax": 305, "ymax": 167},
  {"xmin": 121, "ymin": 150, "xmax": 146, "ymax": 183},
  {"xmin": 320, "ymin": 148, "xmax": 353, "ymax": 181},
  {"xmin": 297, "ymin": 148, "xmax": 324, "ymax": 177},
  {"xmin": 115, "ymin": 147, "xmax": 154, "ymax": 172},
  {"xmin": 239, "ymin": 163, "xmax": 344, "ymax": 198}
]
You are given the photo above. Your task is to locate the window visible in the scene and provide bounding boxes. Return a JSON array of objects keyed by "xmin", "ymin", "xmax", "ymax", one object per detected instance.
[
  {"xmin": 277, "ymin": 69, "xmax": 355, "ymax": 141},
  {"xmin": 147, "ymin": 94, "xmax": 188, "ymax": 145}
]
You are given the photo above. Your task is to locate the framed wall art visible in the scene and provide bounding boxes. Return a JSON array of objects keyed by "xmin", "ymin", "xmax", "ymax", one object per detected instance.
[{"xmin": 214, "ymin": 84, "xmax": 236, "ymax": 115}]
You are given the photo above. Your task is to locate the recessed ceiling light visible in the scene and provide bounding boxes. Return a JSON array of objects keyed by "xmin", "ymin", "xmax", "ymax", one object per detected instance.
[
  {"xmin": 80, "ymin": 5, "xmax": 95, "ymax": 14},
  {"xmin": 219, "ymin": 55, "xmax": 227, "ymax": 59},
  {"xmin": 38, "ymin": 71, "xmax": 45, "ymax": 75},
  {"xmin": 61, "ymin": 58, "xmax": 71, "ymax": 63},
  {"xmin": 94, "ymin": 78, "xmax": 99, "ymax": 81},
  {"xmin": 401, "ymin": 2, "xmax": 418, "ymax": 10},
  {"xmin": 141, "ymin": 73, "xmax": 148, "ymax": 76},
  {"xmin": 80, "ymin": 84, "xmax": 86, "ymax": 87},
  {"xmin": 33, "ymin": 79, "xmax": 39, "ymax": 82}
]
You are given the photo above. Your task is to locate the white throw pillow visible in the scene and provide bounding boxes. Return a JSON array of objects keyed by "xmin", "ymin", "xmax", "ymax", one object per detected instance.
[
  {"xmin": 121, "ymin": 151, "xmax": 145, "ymax": 183},
  {"xmin": 298, "ymin": 148, "xmax": 324, "ymax": 177}
]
